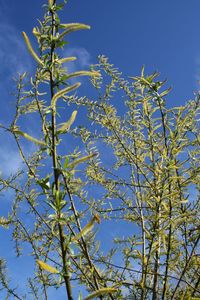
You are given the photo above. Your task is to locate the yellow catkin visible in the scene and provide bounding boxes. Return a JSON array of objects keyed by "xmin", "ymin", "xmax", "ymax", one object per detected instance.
[
  {"xmin": 66, "ymin": 71, "xmax": 100, "ymax": 80},
  {"xmin": 22, "ymin": 32, "xmax": 43, "ymax": 65},
  {"xmin": 48, "ymin": 0, "xmax": 54, "ymax": 5},
  {"xmin": 13, "ymin": 130, "xmax": 46, "ymax": 146},
  {"xmin": 58, "ymin": 57, "xmax": 77, "ymax": 64},
  {"xmin": 32, "ymin": 27, "xmax": 40, "ymax": 38},
  {"xmin": 51, "ymin": 83, "xmax": 81, "ymax": 110},
  {"xmin": 57, "ymin": 110, "xmax": 77, "ymax": 134},
  {"xmin": 59, "ymin": 23, "xmax": 90, "ymax": 39},
  {"xmin": 67, "ymin": 153, "xmax": 97, "ymax": 169}
]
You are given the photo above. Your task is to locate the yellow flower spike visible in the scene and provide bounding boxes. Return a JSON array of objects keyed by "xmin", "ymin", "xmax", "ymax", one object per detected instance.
[
  {"xmin": 32, "ymin": 27, "xmax": 40, "ymax": 38},
  {"xmin": 66, "ymin": 71, "xmax": 100, "ymax": 80},
  {"xmin": 58, "ymin": 57, "xmax": 77, "ymax": 64},
  {"xmin": 13, "ymin": 129, "xmax": 46, "ymax": 146},
  {"xmin": 67, "ymin": 152, "xmax": 97, "ymax": 169},
  {"xmin": 37, "ymin": 260, "xmax": 59, "ymax": 274},
  {"xmin": 22, "ymin": 31, "xmax": 43, "ymax": 65},
  {"xmin": 57, "ymin": 110, "xmax": 77, "ymax": 134},
  {"xmin": 48, "ymin": 0, "xmax": 54, "ymax": 5},
  {"xmin": 59, "ymin": 23, "xmax": 91, "ymax": 39},
  {"xmin": 51, "ymin": 83, "xmax": 81, "ymax": 110}
]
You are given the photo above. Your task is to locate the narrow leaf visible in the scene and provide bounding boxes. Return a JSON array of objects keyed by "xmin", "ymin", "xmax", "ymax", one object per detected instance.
[
  {"xmin": 72, "ymin": 214, "xmax": 100, "ymax": 242},
  {"xmin": 64, "ymin": 156, "xmax": 69, "ymax": 168},
  {"xmin": 160, "ymin": 87, "xmax": 172, "ymax": 97},
  {"xmin": 51, "ymin": 83, "xmax": 81, "ymax": 109},
  {"xmin": 22, "ymin": 32, "xmax": 43, "ymax": 65},
  {"xmin": 78, "ymin": 291, "xmax": 83, "ymax": 300},
  {"xmin": 37, "ymin": 260, "xmax": 59, "ymax": 274},
  {"xmin": 83, "ymin": 288, "xmax": 117, "ymax": 300},
  {"xmin": 13, "ymin": 130, "xmax": 46, "ymax": 146},
  {"xmin": 57, "ymin": 110, "xmax": 77, "ymax": 134}
]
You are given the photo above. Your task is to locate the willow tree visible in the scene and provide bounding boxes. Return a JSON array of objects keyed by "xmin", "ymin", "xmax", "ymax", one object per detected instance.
[
  {"xmin": 70, "ymin": 57, "xmax": 200, "ymax": 299},
  {"xmin": 0, "ymin": 1, "xmax": 117, "ymax": 299},
  {"xmin": 0, "ymin": 1, "xmax": 200, "ymax": 300}
]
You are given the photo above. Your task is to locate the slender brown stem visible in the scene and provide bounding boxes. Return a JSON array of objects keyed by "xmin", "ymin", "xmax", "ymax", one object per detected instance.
[
  {"xmin": 17, "ymin": 219, "xmax": 48, "ymax": 300},
  {"xmin": 61, "ymin": 171, "xmax": 115, "ymax": 300},
  {"xmin": 49, "ymin": 1, "xmax": 73, "ymax": 299},
  {"xmin": 171, "ymin": 235, "xmax": 200, "ymax": 299}
]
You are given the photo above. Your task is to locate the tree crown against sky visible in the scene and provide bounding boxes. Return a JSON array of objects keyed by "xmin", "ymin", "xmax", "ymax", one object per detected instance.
[{"xmin": 0, "ymin": 1, "xmax": 199, "ymax": 300}]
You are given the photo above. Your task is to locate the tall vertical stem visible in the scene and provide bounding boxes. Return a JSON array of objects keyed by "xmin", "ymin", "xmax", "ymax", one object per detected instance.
[{"xmin": 49, "ymin": 1, "xmax": 73, "ymax": 299}]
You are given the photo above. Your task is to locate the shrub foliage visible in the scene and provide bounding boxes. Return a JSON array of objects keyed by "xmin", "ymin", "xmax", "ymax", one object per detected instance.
[{"xmin": 0, "ymin": 1, "xmax": 199, "ymax": 299}]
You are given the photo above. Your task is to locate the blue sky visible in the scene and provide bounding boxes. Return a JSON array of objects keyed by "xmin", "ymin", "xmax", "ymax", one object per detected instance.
[
  {"xmin": 0, "ymin": 0, "xmax": 199, "ymax": 299},
  {"xmin": 1, "ymin": 0, "xmax": 200, "ymax": 103}
]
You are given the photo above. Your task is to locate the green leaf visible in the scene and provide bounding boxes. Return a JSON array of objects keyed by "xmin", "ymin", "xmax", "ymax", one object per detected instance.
[
  {"xmin": 36, "ymin": 177, "xmax": 50, "ymax": 190},
  {"xmin": 55, "ymin": 40, "xmax": 68, "ymax": 49},
  {"xmin": 72, "ymin": 214, "xmax": 100, "ymax": 242},
  {"xmin": 160, "ymin": 87, "xmax": 172, "ymax": 97},
  {"xmin": 64, "ymin": 156, "xmax": 69, "ymax": 168},
  {"xmin": 55, "ymin": 3, "xmax": 64, "ymax": 11}
]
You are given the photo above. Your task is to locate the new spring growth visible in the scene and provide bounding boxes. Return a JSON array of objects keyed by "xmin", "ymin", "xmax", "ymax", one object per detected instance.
[
  {"xmin": 37, "ymin": 260, "xmax": 59, "ymax": 274},
  {"xmin": 71, "ymin": 214, "xmax": 100, "ymax": 242},
  {"xmin": 59, "ymin": 57, "xmax": 77, "ymax": 64},
  {"xmin": 22, "ymin": 32, "xmax": 43, "ymax": 65},
  {"xmin": 57, "ymin": 110, "xmax": 77, "ymax": 134},
  {"xmin": 12, "ymin": 129, "xmax": 46, "ymax": 146},
  {"xmin": 67, "ymin": 152, "xmax": 98, "ymax": 169},
  {"xmin": 51, "ymin": 83, "xmax": 81, "ymax": 110},
  {"xmin": 66, "ymin": 70, "xmax": 100, "ymax": 80},
  {"xmin": 32, "ymin": 27, "xmax": 40, "ymax": 39},
  {"xmin": 48, "ymin": 0, "xmax": 54, "ymax": 6},
  {"xmin": 59, "ymin": 23, "xmax": 91, "ymax": 40}
]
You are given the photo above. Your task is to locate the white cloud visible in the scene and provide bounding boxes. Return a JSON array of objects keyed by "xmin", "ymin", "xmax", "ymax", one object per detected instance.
[
  {"xmin": 64, "ymin": 47, "xmax": 91, "ymax": 69},
  {"xmin": 62, "ymin": 47, "xmax": 92, "ymax": 82},
  {"xmin": 0, "ymin": 143, "xmax": 22, "ymax": 177},
  {"xmin": 0, "ymin": 24, "xmax": 32, "ymax": 77}
]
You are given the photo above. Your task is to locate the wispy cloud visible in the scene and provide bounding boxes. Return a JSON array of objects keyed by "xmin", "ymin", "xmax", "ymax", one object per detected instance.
[
  {"xmin": 62, "ymin": 47, "xmax": 92, "ymax": 84},
  {"xmin": 0, "ymin": 24, "xmax": 32, "ymax": 77},
  {"xmin": 64, "ymin": 47, "xmax": 91, "ymax": 71},
  {"xmin": 0, "ymin": 134, "xmax": 22, "ymax": 177},
  {"xmin": 0, "ymin": 149, "xmax": 22, "ymax": 176}
]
